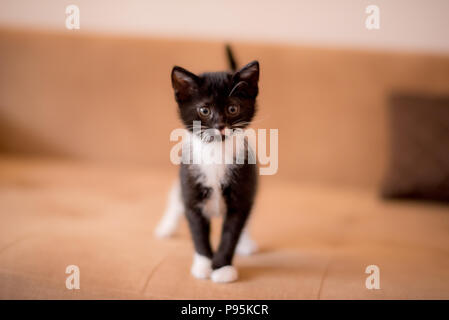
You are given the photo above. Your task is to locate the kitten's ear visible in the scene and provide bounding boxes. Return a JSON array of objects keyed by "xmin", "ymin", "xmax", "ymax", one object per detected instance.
[
  {"xmin": 171, "ymin": 66, "xmax": 199, "ymax": 102},
  {"xmin": 231, "ymin": 61, "xmax": 259, "ymax": 98}
]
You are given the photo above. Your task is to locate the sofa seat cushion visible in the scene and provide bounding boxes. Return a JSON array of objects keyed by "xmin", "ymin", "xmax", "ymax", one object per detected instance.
[{"xmin": 0, "ymin": 157, "xmax": 448, "ymax": 299}]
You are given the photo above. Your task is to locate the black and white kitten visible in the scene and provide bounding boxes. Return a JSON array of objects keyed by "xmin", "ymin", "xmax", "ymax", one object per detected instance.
[{"xmin": 155, "ymin": 46, "xmax": 259, "ymax": 283}]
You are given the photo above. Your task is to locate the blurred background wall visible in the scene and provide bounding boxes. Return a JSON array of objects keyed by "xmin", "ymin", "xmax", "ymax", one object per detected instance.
[
  {"xmin": 1, "ymin": 0, "xmax": 449, "ymax": 54},
  {"xmin": 1, "ymin": 0, "xmax": 449, "ymax": 189}
]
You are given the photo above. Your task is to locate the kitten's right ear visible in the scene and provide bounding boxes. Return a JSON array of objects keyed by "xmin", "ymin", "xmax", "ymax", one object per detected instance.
[
  {"xmin": 171, "ymin": 66, "xmax": 199, "ymax": 102},
  {"xmin": 231, "ymin": 61, "xmax": 259, "ymax": 98}
]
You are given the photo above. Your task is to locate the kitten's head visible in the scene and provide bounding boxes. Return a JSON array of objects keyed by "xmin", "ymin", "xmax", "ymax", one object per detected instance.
[{"xmin": 171, "ymin": 61, "xmax": 259, "ymax": 141}]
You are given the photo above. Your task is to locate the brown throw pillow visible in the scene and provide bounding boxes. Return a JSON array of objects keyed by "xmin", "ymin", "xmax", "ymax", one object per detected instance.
[{"xmin": 381, "ymin": 93, "xmax": 449, "ymax": 202}]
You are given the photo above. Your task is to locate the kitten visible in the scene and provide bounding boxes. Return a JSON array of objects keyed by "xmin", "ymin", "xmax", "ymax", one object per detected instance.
[{"xmin": 155, "ymin": 45, "xmax": 259, "ymax": 283}]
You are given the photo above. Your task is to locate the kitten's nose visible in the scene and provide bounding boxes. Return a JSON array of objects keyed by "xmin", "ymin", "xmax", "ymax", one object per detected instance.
[{"xmin": 216, "ymin": 124, "xmax": 226, "ymax": 135}]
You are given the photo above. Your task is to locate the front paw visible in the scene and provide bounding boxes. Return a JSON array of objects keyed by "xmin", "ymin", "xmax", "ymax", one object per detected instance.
[
  {"xmin": 211, "ymin": 266, "xmax": 238, "ymax": 283},
  {"xmin": 191, "ymin": 253, "xmax": 212, "ymax": 279}
]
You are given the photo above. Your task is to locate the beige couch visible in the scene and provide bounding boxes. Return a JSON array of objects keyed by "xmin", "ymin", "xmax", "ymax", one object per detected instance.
[{"xmin": 0, "ymin": 29, "xmax": 448, "ymax": 299}]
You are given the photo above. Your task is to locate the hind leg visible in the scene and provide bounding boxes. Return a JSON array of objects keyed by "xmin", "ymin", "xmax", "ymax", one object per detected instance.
[
  {"xmin": 235, "ymin": 228, "xmax": 258, "ymax": 256},
  {"xmin": 154, "ymin": 180, "xmax": 184, "ymax": 238}
]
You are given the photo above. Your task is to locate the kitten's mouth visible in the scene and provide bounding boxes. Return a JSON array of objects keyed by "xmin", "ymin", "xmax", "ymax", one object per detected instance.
[
  {"xmin": 219, "ymin": 128, "xmax": 228, "ymax": 141},
  {"xmin": 209, "ymin": 132, "xmax": 228, "ymax": 142},
  {"xmin": 198, "ymin": 128, "xmax": 230, "ymax": 143}
]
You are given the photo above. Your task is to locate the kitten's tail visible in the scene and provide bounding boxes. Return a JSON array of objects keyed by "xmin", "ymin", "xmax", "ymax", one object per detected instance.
[{"xmin": 225, "ymin": 44, "xmax": 237, "ymax": 72}]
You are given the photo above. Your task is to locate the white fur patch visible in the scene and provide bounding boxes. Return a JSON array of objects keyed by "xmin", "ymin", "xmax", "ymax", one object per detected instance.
[
  {"xmin": 188, "ymin": 132, "xmax": 246, "ymax": 219},
  {"xmin": 211, "ymin": 265, "xmax": 238, "ymax": 283},
  {"xmin": 236, "ymin": 229, "xmax": 258, "ymax": 256},
  {"xmin": 154, "ymin": 181, "xmax": 184, "ymax": 238},
  {"xmin": 191, "ymin": 253, "xmax": 212, "ymax": 279}
]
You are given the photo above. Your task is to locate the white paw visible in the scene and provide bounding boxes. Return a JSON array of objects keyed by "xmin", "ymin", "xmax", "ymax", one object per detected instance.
[
  {"xmin": 211, "ymin": 266, "xmax": 238, "ymax": 283},
  {"xmin": 154, "ymin": 220, "xmax": 177, "ymax": 238},
  {"xmin": 191, "ymin": 254, "xmax": 212, "ymax": 279},
  {"xmin": 236, "ymin": 234, "xmax": 258, "ymax": 256}
]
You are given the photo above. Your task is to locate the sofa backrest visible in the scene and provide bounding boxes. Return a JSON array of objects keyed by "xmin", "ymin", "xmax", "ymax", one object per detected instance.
[{"xmin": 1, "ymin": 28, "xmax": 449, "ymax": 188}]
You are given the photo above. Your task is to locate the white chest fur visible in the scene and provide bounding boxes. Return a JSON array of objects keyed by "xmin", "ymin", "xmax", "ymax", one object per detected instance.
[
  {"xmin": 196, "ymin": 161, "xmax": 228, "ymax": 218},
  {"xmin": 188, "ymin": 133, "xmax": 244, "ymax": 218}
]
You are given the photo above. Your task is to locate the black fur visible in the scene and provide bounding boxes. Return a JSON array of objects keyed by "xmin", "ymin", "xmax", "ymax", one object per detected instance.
[
  {"xmin": 172, "ymin": 46, "xmax": 259, "ymax": 270},
  {"xmin": 226, "ymin": 44, "xmax": 237, "ymax": 72}
]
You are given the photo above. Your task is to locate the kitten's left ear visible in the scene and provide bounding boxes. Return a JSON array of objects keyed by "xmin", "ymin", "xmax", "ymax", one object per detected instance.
[
  {"xmin": 231, "ymin": 61, "xmax": 259, "ymax": 98},
  {"xmin": 171, "ymin": 66, "xmax": 199, "ymax": 102}
]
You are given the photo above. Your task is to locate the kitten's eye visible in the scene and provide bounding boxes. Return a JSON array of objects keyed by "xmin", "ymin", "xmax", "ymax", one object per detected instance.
[
  {"xmin": 198, "ymin": 106, "xmax": 211, "ymax": 117},
  {"xmin": 227, "ymin": 105, "xmax": 240, "ymax": 115}
]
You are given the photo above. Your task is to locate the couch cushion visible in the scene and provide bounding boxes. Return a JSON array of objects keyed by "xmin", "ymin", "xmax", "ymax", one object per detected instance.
[
  {"xmin": 2, "ymin": 29, "xmax": 449, "ymax": 188},
  {"xmin": 0, "ymin": 157, "xmax": 448, "ymax": 299},
  {"xmin": 382, "ymin": 93, "xmax": 449, "ymax": 202}
]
